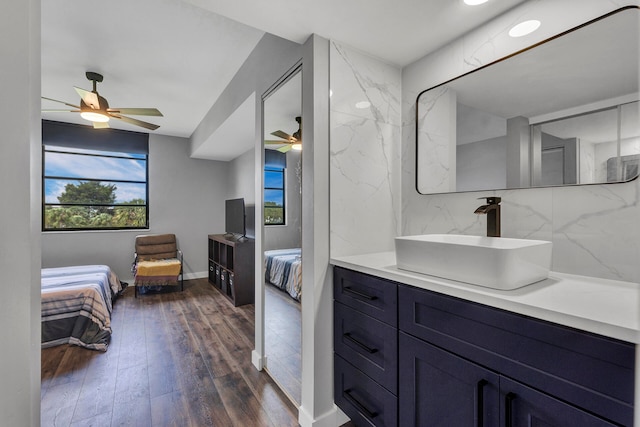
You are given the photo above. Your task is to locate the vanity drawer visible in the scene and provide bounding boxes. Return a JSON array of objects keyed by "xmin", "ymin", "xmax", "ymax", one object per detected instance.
[
  {"xmin": 335, "ymin": 355, "xmax": 397, "ymax": 427},
  {"xmin": 398, "ymin": 284, "xmax": 635, "ymax": 426},
  {"xmin": 334, "ymin": 301, "xmax": 398, "ymax": 394},
  {"xmin": 334, "ymin": 267, "xmax": 397, "ymax": 326}
]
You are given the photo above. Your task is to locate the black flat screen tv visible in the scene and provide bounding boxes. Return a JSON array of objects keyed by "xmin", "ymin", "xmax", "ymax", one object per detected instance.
[{"xmin": 225, "ymin": 198, "xmax": 246, "ymax": 238}]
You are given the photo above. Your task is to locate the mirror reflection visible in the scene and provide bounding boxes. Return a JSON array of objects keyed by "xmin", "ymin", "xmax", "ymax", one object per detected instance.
[
  {"xmin": 262, "ymin": 70, "xmax": 302, "ymax": 405},
  {"xmin": 416, "ymin": 7, "xmax": 640, "ymax": 194}
]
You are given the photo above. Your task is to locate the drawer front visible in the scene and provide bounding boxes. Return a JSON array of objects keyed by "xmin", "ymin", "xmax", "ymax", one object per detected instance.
[
  {"xmin": 334, "ymin": 267, "xmax": 397, "ymax": 326},
  {"xmin": 398, "ymin": 284, "xmax": 635, "ymax": 426},
  {"xmin": 334, "ymin": 301, "xmax": 398, "ymax": 394},
  {"xmin": 335, "ymin": 355, "xmax": 397, "ymax": 427}
]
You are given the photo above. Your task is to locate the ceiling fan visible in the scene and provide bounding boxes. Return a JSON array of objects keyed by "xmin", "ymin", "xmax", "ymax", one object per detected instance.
[
  {"xmin": 41, "ymin": 71, "xmax": 163, "ymax": 131},
  {"xmin": 266, "ymin": 116, "xmax": 302, "ymax": 153}
]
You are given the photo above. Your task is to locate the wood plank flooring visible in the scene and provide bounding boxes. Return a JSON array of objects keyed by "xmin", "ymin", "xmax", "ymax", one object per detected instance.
[{"xmin": 41, "ymin": 278, "xmax": 299, "ymax": 427}]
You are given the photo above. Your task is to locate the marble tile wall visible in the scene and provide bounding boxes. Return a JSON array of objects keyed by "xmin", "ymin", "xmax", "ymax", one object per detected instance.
[
  {"xmin": 402, "ymin": 0, "xmax": 640, "ymax": 283},
  {"xmin": 329, "ymin": 41, "xmax": 402, "ymax": 257}
]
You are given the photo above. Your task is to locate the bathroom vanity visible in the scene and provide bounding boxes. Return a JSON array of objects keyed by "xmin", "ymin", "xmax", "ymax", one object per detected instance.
[{"xmin": 332, "ymin": 252, "xmax": 639, "ymax": 427}]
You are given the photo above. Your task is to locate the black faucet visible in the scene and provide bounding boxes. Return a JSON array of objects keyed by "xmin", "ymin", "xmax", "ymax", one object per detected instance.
[{"xmin": 474, "ymin": 197, "xmax": 501, "ymax": 237}]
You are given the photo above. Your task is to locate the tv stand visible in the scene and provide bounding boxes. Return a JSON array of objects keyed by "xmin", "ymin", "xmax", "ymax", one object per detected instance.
[{"xmin": 208, "ymin": 234, "xmax": 255, "ymax": 306}]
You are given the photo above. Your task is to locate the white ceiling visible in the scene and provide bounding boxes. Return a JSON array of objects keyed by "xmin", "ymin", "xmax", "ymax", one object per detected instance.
[
  {"xmin": 185, "ymin": 0, "xmax": 527, "ymax": 66},
  {"xmin": 41, "ymin": 0, "xmax": 264, "ymax": 138},
  {"xmin": 41, "ymin": 0, "xmax": 527, "ymax": 154}
]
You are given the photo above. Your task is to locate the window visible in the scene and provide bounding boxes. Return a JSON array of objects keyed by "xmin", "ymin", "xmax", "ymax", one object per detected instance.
[
  {"xmin": 42, "ymin": 121, "xmax": 149, "ymax": 231},
  {"xmin": 264, "ymin": 167, "xmax": 285, "ymax": 225}
]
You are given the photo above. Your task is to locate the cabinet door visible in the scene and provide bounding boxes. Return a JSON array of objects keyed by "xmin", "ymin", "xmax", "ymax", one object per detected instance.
[
  {"xmin": 500, "ymin": 378, "xmax": 619, "ymax": 427},
  {"xmin": 399, "ymin": 332, "xmax": 499, "ymax": 427}
]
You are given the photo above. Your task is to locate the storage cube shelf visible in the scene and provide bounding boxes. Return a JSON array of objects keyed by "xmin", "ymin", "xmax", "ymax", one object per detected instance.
[{"xmin": 208, "ymin": 234, "xmax": 255, "ymax": 306}]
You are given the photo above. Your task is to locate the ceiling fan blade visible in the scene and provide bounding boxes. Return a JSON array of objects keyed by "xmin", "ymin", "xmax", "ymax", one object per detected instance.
[
  {"xmin": 41, "ymin": 109, "xmax": 80, "ymax": 113},
  {"xmin": 93, "ymin": 121, "xmax": 110, "ymax": 129},
  {"xmin": 271, "ymin": 130, "xmax": 293, "ymax": 141},
  {"xmin": 277, "ymin": 145, "xmax": 292, "ymax": 153},
  {"xmin": 41, "ymin": 96, "xmax": 81, "ymax": 110},
  {"xmin": 107, "ymin": 108, "xmax": 163, "ymax": 117},
  {"xmin": 74, "ymin": 87, "xmax": 100, "ymax": 109},
  {"xmin": 110, "ymin": 113, "xmax": 160, "ymax": 131},
  {"xmin": 265, "ymin": 140, "xmax": 290, "ymax": 144}
]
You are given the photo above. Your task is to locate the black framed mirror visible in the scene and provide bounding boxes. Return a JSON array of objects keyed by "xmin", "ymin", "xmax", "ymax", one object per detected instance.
[{"xmin": 416, "ymin": 6, "xmax": 639, "ymax": 195}]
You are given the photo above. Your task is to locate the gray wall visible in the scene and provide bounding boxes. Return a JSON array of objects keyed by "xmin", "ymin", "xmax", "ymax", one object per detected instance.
[
  {"xmin": 1, "ymin": 0, "xmax": 41, "ymax": 424},
  {"xmin": 457, "ymin": 137, "xmax": 507, "ymax": 192},
  {"xmin": 42, "ymin": 133, "xmax": 229, "ymax": 282},
  {"xmin": 227, "ymin": 148, "xmax": 256, "ymax": 203}
]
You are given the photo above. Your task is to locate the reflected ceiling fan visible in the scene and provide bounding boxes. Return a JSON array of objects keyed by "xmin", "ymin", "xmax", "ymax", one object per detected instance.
[
  {"xmin": 266, "ymin": 116, "xmax": 302, "ymax": 153},
  {"xmin": 41, "ymin": 71, "xmax": 163, "ymax": 131}
]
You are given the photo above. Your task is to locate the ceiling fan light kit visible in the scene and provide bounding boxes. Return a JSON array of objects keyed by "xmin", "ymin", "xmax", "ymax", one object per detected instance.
[
  {"xmin": 42, "ymin": 71, "xmax": 163, "ymax": 131},
  {"xmin": 80, "ymin": 111, "xmax": 110, "ymax": 123}
]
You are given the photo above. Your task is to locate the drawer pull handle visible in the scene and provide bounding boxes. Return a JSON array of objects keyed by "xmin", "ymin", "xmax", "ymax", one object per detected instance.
[
  {"xmin": 344, "ymin": 388, "xmax": 378, "ymax": 419},
  {"xmin": 343, "ymin": 333, "xmax": 378, "ymax": 354},
  {"xmin": 476, "ymin": 379, "xmax": 488, "ymax": 427},
  {"xmin": 343, "ymin": 286, "xmax": 378, "ymax": 301},
  {"xmin": 505, "ymin": 392, "xmax": 516, "ymax": 427}
]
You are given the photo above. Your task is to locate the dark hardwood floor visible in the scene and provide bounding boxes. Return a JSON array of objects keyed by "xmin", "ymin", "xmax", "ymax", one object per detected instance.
[{"xmin": 41, "ymin": 278, "xmax": 299, "ymax": 427}]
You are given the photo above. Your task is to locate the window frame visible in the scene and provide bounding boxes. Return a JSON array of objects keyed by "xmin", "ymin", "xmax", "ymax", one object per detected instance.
[
  {"xmin": 42, "ymin": 145, "xmax": 149, "ymax": 232},
  {"xmin": 264, "ymin": 166, "xmax": 286, "ymax": 226}
]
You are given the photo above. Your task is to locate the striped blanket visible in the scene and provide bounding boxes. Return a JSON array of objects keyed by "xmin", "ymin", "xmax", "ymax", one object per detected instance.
[
  {"xmin": 264, "ymin": 248, "xmax": 302, "ymax": 301},
  {"xmin": 41, "ymin": 265, "xmax": 123, "ymax": 351}
]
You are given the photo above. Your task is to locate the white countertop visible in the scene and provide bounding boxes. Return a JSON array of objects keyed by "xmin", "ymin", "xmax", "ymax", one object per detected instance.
[{"xmin": 331, "ymin": 251, "xmax": 640, "ymax": 344}]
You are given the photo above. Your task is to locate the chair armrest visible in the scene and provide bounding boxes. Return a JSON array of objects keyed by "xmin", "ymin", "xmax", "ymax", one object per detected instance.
[{"xmin": 131, "ymin": 252, "xmax": 139, "ymax": 273}]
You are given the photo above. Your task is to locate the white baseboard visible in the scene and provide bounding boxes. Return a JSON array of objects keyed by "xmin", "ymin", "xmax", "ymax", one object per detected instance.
[
  {"xmin": 184, "ymin": 271, "xmax": 207, "ymax": 280},
  {"xmin": 299, "ymin": 404, "xmax": 349, "ymax": 427},
  {"xmin": 251, "ymin": 350, "xmax": 264, "ymax": 370}
]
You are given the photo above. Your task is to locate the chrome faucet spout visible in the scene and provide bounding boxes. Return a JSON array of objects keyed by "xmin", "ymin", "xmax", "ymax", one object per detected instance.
[{"xmin": 474, "ymin": 196, "xmax": 501, "ymax": 237}]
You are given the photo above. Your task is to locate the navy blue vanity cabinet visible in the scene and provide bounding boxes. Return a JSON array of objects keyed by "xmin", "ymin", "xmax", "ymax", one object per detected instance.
[
  {"xmin": 334, "ymin": 267, "xmax": 398, "ymax": 427},
  {"xmin": 398, "ymin": 284, "xmax": 635, "ymax": 427},
  {"xmin": 333, "ymin": 267, "xmax": 634, "ymax": 426}
]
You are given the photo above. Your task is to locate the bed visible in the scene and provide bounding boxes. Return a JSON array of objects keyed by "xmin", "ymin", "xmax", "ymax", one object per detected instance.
[
  {"xmin": 41, "ymin": 265, "xmax": 124, "ymax": 351},
  {"xmin": 264, "ymin": 248, "xmax": 302, "ymax": 301}
]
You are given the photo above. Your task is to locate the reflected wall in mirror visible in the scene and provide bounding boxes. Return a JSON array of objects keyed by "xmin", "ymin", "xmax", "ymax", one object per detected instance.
[
  {"xmin": 262, "ymin": 68, "xmax": 302, "ymax": 406},
  {"xmin": 416, "ymin": 7, "xmax": 640, "ymax": 194}
]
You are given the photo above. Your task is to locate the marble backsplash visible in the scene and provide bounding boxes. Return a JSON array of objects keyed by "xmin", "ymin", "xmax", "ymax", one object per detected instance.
[
  {"xmin": 402, "ymin": 0, "xmax": 640, "ymax": 284},
  {"xmin": 329, "ymin": 41, "xmax": 402, "ymax": 258}
]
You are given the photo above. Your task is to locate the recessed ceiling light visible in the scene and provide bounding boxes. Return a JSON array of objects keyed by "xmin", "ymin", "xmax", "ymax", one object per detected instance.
[
  {"xmin": 355, "ymin": 101, "xmax": 371, "ymax": 109},
  {"xmin": 509, "ymin": 20, "xmax": 541, "ymax": 37},
  {"xmin": 464, "ymin": 0, "xmax": 489, "ymax": 5}
]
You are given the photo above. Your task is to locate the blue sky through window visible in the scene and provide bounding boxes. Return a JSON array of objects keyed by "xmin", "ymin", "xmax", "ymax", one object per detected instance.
[
  {"xmin": 264, "ymin": 169, "xmax": 284, "ymax": 206},
  {"xmin": 44, "ymin": 147, "xmax": 146, "ymax": 204}
]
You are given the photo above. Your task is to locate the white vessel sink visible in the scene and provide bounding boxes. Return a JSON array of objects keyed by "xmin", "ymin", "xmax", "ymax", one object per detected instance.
[{"xmin": 395, "ymin": 234, "xmax": 552, "ymax": 290}]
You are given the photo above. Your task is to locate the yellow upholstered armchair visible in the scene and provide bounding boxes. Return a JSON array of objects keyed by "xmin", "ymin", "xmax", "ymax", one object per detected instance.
[{"xmin": 132, "ymin": 234, "xmax": 183, "ymax": 297}]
